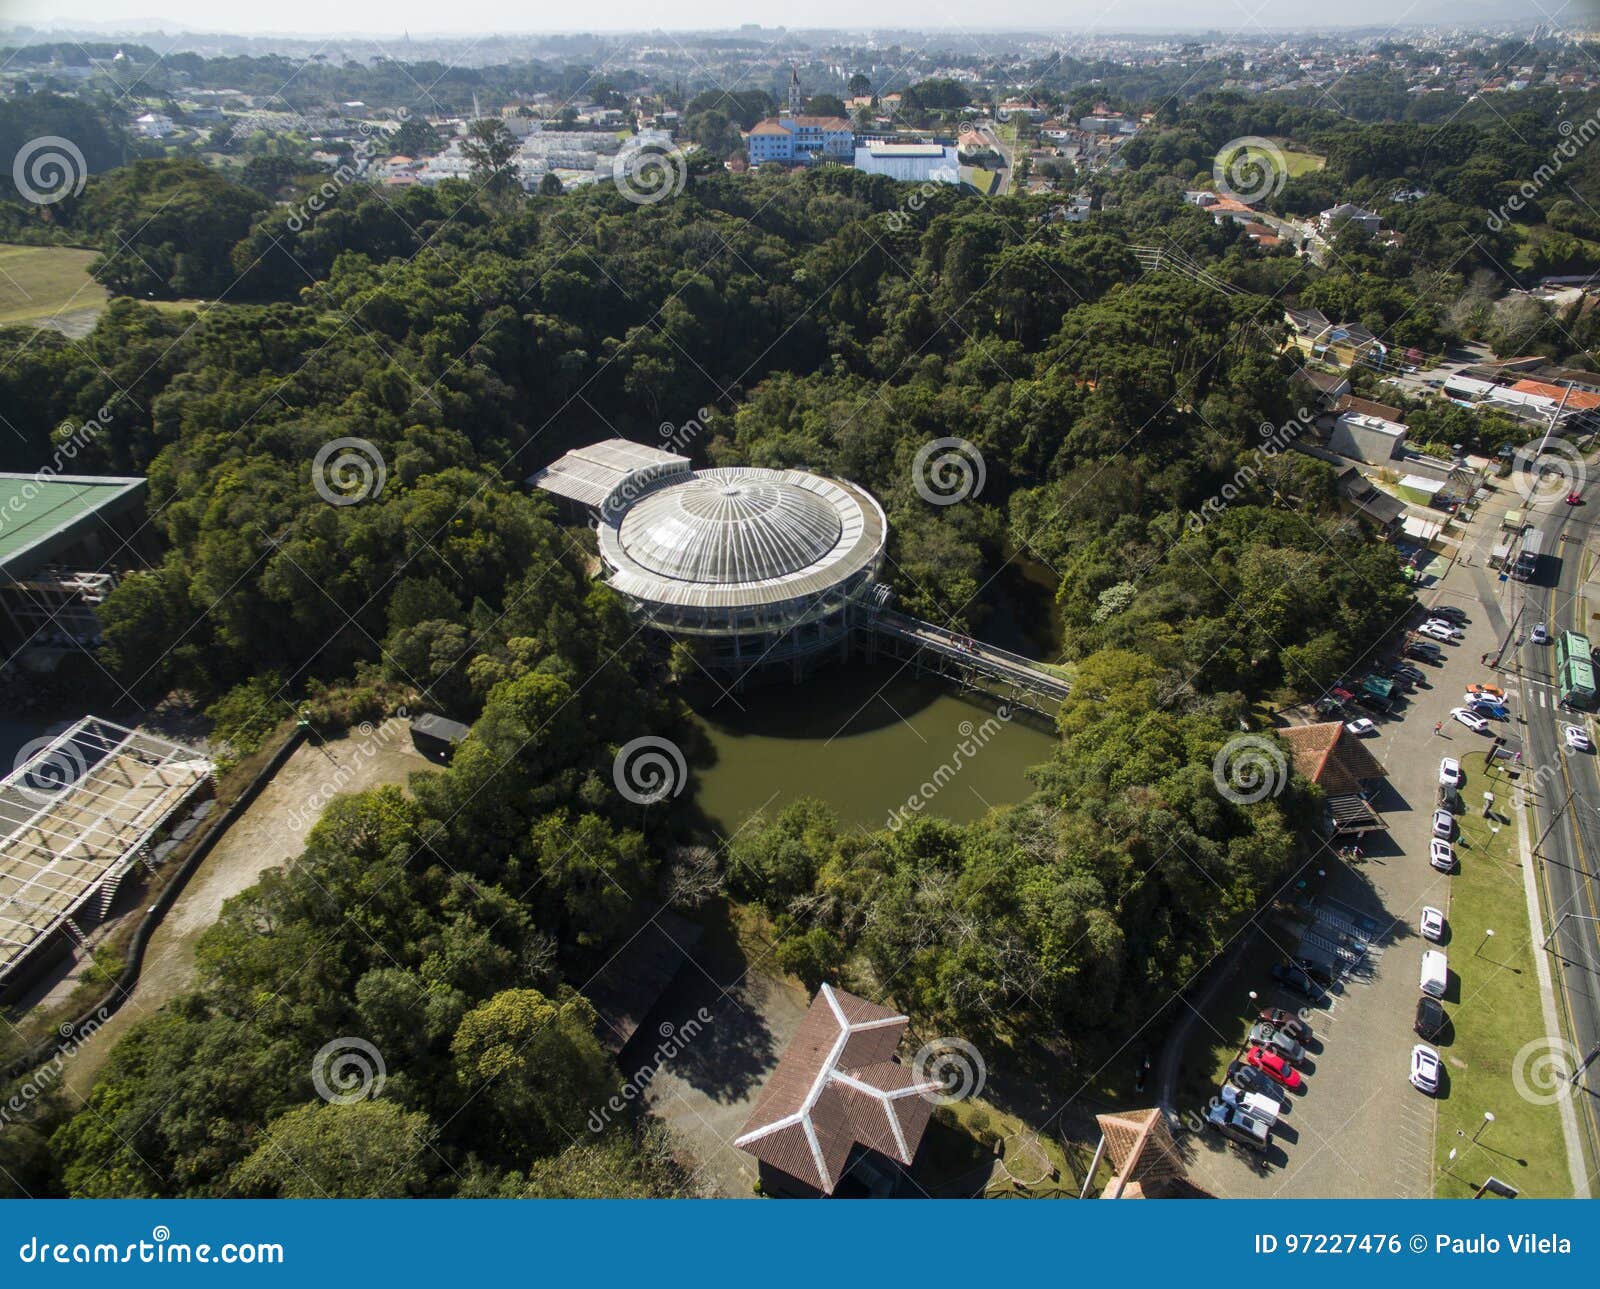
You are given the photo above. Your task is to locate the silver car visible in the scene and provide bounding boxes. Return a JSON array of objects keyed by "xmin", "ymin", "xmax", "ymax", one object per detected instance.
[{"xmin": 1247, "ymin": 1022, "xmax": 1305, "ymax": 1064}]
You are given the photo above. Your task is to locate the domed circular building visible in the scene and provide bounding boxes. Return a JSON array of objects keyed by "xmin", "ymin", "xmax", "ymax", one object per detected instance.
[{"xmin": 532, "ymin": 441, "xmax": 886, "ymax": 674}]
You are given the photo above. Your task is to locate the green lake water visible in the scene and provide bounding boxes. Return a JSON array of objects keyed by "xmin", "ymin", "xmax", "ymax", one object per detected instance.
[{"xmin": 686, "ymin": 663, "xmax": 1060, "ymax": 835}]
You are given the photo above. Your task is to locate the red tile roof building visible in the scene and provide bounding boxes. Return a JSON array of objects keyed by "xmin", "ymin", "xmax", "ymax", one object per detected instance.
[{"xmin": 734, "ymin": 983, "xmax": 941, "ymax": 1196}]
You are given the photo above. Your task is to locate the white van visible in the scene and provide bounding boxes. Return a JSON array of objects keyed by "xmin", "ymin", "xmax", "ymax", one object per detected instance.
[{"xmin": 1420, "ymin": 949, "xmax": 1448, "ymax": 999}]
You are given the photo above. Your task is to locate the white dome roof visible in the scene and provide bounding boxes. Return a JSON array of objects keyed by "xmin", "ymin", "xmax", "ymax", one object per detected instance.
[{"xmin": 618, "ymin": 472, "xmax": 843, "ymax": 585}]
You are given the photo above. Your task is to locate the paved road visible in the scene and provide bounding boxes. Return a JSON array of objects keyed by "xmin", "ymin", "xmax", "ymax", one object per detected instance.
[
  {"xmin": 976, "ymin": 124, "xmax": 1013, "ymax": 196},
  {"xmin": 1508, "ymin": 489, "xmax": 1600, "ymax": 1162}
]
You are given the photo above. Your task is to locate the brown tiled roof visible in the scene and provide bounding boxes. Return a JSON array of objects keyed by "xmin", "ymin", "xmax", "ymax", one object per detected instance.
[
  {"xmin": 1095, "ymin": 1108, "xmax": 1188, "ymax": 1197},
  {"xmin": 1280, "ymin": 721, "xmax": 1386, "ymax": 794},
  {"xmin": 734, "ymin": 984, "xmax": 941, "ymax": 1194},
  {"xmin": 1334, "ymin": 394, "xmax": 1405, "ymax": 423}
]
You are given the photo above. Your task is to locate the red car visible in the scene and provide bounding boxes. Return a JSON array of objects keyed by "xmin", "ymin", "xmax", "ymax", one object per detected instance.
[
  {"xmin": 1567, "ymin": 492, "xmax": 1583, "ymax": 506},
  {"xmin": 1245, "ymin": 1045, "xmax": 1304, "ymax": 1090}
]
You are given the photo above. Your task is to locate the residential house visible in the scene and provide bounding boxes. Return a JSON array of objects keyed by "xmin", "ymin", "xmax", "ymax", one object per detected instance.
[
  {"xmin": 1335, "ymin": 467, "xmax": 1405, "ymax": 536},
  {"xmin": 134, "ymin": 112, "xmax": 174, "ymax": 138},
  {"xmin": 1318, "ymin": 202, "xmax": 1381, "ymax": 236},
  {"xmin": 1329, "ymin": 410, "xmax": 1406, "ymax": 464}
]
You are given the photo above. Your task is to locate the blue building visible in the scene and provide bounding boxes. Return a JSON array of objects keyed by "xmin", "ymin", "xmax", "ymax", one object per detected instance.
[
  {"xmin": 852, "ymin": 142, "xmax": 960, "ymax": 184},
  {"xmin": 745, "ymin": 114, "xmax": 855, "ymax": 165}
]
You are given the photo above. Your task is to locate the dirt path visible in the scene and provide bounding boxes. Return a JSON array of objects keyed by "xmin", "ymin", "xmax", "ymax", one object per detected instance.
[{"xmin": 63, "ymin": 720, "xmax": 433, "ymax": 1098}]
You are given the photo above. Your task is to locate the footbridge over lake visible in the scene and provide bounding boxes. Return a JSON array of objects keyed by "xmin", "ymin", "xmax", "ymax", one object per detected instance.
[{"xmin": 865, "ymin": 608, "xmax": 1072, "ymax": 718}]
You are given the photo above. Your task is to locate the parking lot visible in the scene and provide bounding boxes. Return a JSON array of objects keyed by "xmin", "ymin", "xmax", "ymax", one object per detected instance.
[{"xmin": 1184, "ymin": 558, "xmax": 1522, "ymax": 1197}]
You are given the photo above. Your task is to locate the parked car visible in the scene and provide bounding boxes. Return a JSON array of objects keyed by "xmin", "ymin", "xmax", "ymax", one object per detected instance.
[
  {"xmin": 1465, "ymin": 683, "xmax": 1504, "ymax": 699},
  {"xmin": 1410, "ymin": 1043, "xmax": 1442, "ymax": 1095},
  {"xmin": 1432, "ymin": 809, "xmax": 1454, "ymax": 839},
  {"xmin": 1393, "ymin": 663, "xmax": 1427, "ymax": 684},
  {"xmin": 1564, "ymin": 724, "xmax": 1592, "ymax": 753},
  {"xmin": 1204, "ymin": 1101, "xmax": 1272, "ymax": 1151},
  {"xmin": 1292, "ymin": 956, "xmax": 1335, "ymax": 986},
  {"xmin": 1418, "ymin": 622, "xmax": 1459, "ymax": 643},
  {"xmin": 1271, "ymin": 962, "xmax": 1327, "ymax": 1002},
  {"xmin": 1345, "ymin": 717, "xmax": 1378, "ymax": 737},
  {"xmin": 1258, "ymin": 1008, "xmax": 1313, "ymax": 1043},
  {"xmin": 1423, "ymin": 618, "xmax": 1464, "ymax": 635},
  {"xmin": 1439, "ymin": 757, "xmax": 1462, "ymax": 787},
  {"xmin": 1405, "ymin": 641, "xmax": 1442, "ymax": 662},
  {"xmin": 1429, "ymin": 838, "xmax": 1456, "ymax": 873},
  {"xmin": 1248, "ymin": 1022, "xmax": 1306, "ymax": 1063},
  {"xmin": 1414, "ymin": 996, "xmax": 1448, "ymax": 1041},
  {"xmin": 1226, "ymin": 1060, "xmax": 1280, "ymax": 1099},
  {"xmin": 1219, "ymin": 1081, "xmax": 1280, "ymax": 1123},
  {"xmin": 1532, "ymin": 623, "xmax": 1549, "ymax": 644},
  {"xmin": 1451, "ymin": 707, "xmax": 1489, "ymax": 732},
  {"xmin": 1464, "ymin": 695, "xmax": 1508, "ymax": 719},
  {"xmin": 1432, "ymin": 605, "xmax": 1469, "ymax": 624},
  {"xmin": 1420, "ymin": 906, "xmax": 1445, "ymax": 941},
  {"xmin": 1244, "ymin": 1046, "xmax": 1304, "ymax": 1090}
]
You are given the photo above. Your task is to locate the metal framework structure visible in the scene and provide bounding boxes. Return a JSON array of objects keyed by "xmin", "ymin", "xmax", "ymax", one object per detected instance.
[
  {"xmin": 0, "ymin": 716, "xmax": 212, "ymax": 989},
  {"xmin": 868, "ymin": 608, "xmax": 1072, "ymax": 717}
]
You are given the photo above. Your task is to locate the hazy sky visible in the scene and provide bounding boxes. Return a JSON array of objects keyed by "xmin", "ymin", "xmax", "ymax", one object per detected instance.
[{"xmin": 0, "ymin": 0, "xmax": 1568, "ymax": 36}]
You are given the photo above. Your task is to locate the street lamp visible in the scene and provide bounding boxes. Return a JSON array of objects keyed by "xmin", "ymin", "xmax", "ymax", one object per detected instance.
[
  {"xmin": 1472, "ymin": 1111, "xmax": 1496, "ymax": 1143},
  {"xmin": 1245, "ymin": 989, "xmax": 1258, "ymax": 1019},
  {"xmin": 1475, "ymin": 927, "xmax": 1495, "ymax": 957}
]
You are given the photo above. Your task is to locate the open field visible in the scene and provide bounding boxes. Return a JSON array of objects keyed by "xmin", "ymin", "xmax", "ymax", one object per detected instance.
[
  {"xmin": 0, "ymin": 245, "xmax": 109, "ymax": 328},
  {"xmin": 1433, "ymin": 752, "xmax": 1573, "ymax": 1198}
]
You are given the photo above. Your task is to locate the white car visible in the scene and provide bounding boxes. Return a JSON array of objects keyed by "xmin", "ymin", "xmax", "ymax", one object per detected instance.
[
  {"xmin": 1439, "ymin": 757, "xmax": 1462, "ymax": 786},
  {"xmin": 1450, "ymin": 707, "xmax": 1489, "ymax": 732},
  {"xmin": 1420, "ymin": 906, "xmax": 1445, "ymax": 941},
  {"xmin": 1417, "ymin": 622, "xmax": 1459, "ymax": 643},
  {"xmin": 1423, "ymin": 618, "xmax": 1463, "ymax": 635},
  {"xmin": 1532, "ymin": 623, "xmax": 1549, "ymax": 644},
  {"xmin": 1429, "ymin": 838, "xmax": 1455, "ymax": 872},
  {"xmin": 1564, "ymin": 724, "xmax": 1592, "ymax": 753},
  {"xmin": 1219, "ymin": 1082, "xmax": 1280, "ymax": 1123},
  {"xmin": 1410, "ymin": 1043, "xmax": 1442, "ymax": 1095},
  {"xmin": 1345, "ymin": 718, "xmax": 1377, "ymax": 737},
  {"xmin": 1432, "ymin": 809, "xmax": 1454, "ymax": 839}
]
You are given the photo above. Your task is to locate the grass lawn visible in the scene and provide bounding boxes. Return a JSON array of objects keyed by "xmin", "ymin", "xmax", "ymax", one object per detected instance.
[
  {"xmin": 1433, "ymin": 750, "xmax": 1574, "ymax": 1197},
  {"xmin": 1508, "ymin": 222, "xmax": 1600, "ymax": 272},
  {"xmin": 0, "ymin": 243, "xmax": 108, "ymax": 326},
  {"xmin": 1268, "ymin": 141, "xmax": 1326, "ymax": 177}
]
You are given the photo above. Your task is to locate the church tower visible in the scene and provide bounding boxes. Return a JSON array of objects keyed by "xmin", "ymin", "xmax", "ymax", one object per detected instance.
[{"xmin": 787, "ymin": 66, "xmax": 801, "ymax": 118}]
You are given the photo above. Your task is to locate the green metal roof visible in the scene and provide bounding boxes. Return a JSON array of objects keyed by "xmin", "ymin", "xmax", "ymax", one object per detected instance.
[{"xmin": 0, "ymin": 474, "xmax": 145, "ymax": 570}]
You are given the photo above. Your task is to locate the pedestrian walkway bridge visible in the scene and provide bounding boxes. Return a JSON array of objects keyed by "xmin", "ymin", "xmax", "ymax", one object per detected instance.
[{"xmin": 866, "ymin": 608, "xmax": 1072, "ymax": 716}]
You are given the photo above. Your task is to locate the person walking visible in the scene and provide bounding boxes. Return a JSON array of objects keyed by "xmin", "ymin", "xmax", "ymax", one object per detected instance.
[{"xmin": 1434, "ymin": 720, "xmax": 1443, "ymax": 735}]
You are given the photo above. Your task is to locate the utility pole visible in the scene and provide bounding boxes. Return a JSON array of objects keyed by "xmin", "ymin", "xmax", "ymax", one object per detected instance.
[{"xmin": 1534, "ymin": 785, "xmax": 1576, "ymax": 857}]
